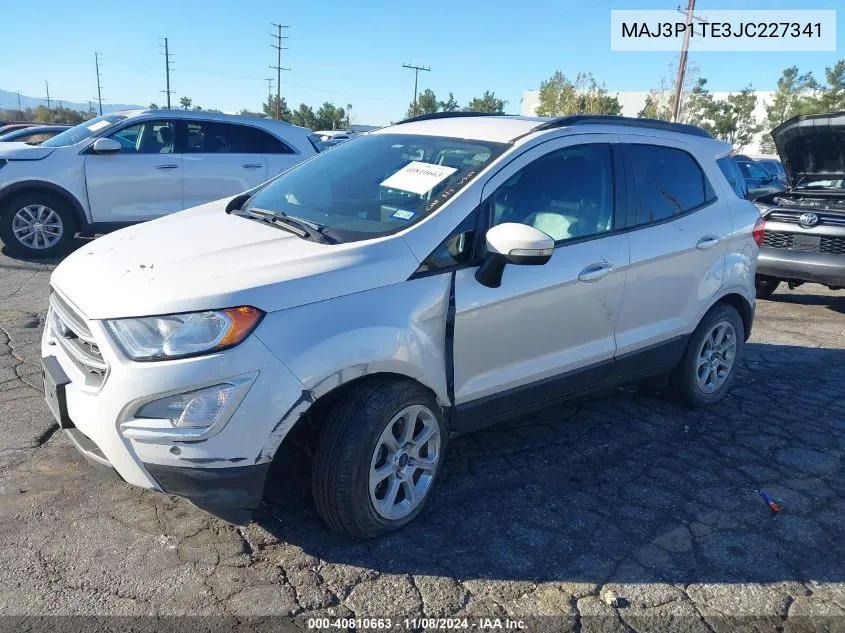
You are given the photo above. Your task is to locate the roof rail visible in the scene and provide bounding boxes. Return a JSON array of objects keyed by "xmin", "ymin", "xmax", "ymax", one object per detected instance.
[
  {"xmin": 394, "ymin": 111, "xmax": 508, "ymax": 125},
  {"xmin": 533, "ymin": 115, "xmax": 712, "ymax": 138}
]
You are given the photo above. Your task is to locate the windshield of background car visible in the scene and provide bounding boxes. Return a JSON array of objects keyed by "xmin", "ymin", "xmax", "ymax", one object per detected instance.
[
  {"xmin": 796, "ymin": 178, "xmax": 845, "ymax": 190},
  {"xmin": 40, "ymin": 114, "xmax": 127, "ymax": 147},
  {"xmin": 243, "ymin": 133, "xmax": 506, "ymax": 243}
]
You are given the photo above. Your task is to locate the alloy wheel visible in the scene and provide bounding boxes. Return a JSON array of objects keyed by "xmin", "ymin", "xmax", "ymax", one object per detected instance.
[
  {"xmin": 12, "ymin": 205, "xmax": 63, "ymax": 250},
  {"xmin": 695, "ymin": 320, "xmax": 737, "ymax": 393}
]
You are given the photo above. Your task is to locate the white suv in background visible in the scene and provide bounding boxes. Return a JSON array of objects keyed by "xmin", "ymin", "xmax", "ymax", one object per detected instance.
[
  {"xmin": 0, "ymin": 110, "xmax": 317, "ymax": 258},
  {"xmin": 42, "ymin": 113, "xmax": 762, "ymax": 538}
]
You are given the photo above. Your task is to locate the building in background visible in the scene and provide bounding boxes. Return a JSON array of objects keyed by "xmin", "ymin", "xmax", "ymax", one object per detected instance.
[{"xmin": 521, "ymin": 89, "xmax": 776, "ymax": 156}]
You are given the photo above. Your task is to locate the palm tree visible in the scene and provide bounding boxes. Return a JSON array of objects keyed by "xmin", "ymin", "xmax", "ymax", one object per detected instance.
[{"xmin": 179, "ymin": 96, "xmax": 192, "ymax": 110}]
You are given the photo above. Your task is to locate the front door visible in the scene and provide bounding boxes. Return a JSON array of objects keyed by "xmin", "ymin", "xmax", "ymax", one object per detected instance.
[
  {"xmin": 84, "ymin": 119, "xmax": 182, "ymax": 222},
  {"xmin": 452, "ymin": 136, "xmax": 629, "ymax": 428}
]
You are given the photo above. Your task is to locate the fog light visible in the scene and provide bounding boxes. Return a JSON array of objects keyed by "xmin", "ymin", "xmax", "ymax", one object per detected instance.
[{"xmin": 136, "ymin": 384, "xmax": 236, "ymax": 428}]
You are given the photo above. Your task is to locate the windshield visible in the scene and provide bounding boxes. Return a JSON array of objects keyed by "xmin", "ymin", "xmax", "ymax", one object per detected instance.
[
  {"xmin": 242, "ymin": 133, "xmax": 507, "ymax": 242},
  {"xmin": 796, "ymin": 178, "xmax": 845, "ymax": 191},
  {"xmin": 40, "ymin": 115, "xmax": 127, "ymax": 147}
]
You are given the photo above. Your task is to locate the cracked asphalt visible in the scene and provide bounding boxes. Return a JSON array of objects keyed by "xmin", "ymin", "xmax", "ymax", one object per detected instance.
[{"xmin": 0, "ymin": 245, "xmax": 844, "ymax": 632}]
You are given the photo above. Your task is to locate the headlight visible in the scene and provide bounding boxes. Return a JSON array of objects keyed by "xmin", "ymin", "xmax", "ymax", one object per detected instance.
[{"xmin": 105, "ymin": 306, "xmax": 263, "ymax": 361}]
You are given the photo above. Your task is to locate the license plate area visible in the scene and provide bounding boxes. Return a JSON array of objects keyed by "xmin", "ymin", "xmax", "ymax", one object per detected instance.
[
  {"xmin": 42, "ymin": 356, "xmax": 73, "ymax": 429},
  {"xmin": 791, "ymin": 234, "xmax": 821, "ymax": 251}
]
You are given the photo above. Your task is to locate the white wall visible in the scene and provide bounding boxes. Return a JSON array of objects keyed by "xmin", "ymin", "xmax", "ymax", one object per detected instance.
[{"xmin": 521, "ymin": 89, "xmax": 776, "ymax": 156}]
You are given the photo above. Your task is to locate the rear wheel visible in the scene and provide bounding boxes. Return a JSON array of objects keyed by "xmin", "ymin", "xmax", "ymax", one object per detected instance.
[
  {"xmin": 0, "ymin": 191, "xmax": 78, "ymax": 259},
  {"xmin": 671, "ymin": 303, "xmax": 745, "ymax": 408},
  {"xmin": 312, "ymin": 378, "xmax": 447, "ymax": 538},
  {"xmin": 755, "ymin": 275, "xmax": 780, "ymax": 299}
]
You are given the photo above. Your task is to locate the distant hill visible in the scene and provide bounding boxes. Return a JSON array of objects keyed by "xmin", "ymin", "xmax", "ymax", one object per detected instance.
[{"xmin": 0, "ymin": 88, "xmax": 143, "ymax": 114}]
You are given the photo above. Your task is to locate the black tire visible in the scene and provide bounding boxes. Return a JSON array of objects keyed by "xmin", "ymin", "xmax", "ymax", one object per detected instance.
[
  {"xmin": 755, "ymin": 275, "xmax": 780, "ymax": 300},
  {"xmin": 670, "ymin": 303, "xmax": 745, "ymax": 409},
  {"xmin": 312, "ymin": 378, "xmax": 447, "ymax": 538},
  {"xmin": 0, "ymin": 191, "xmax": 78, "ymax": 259}
]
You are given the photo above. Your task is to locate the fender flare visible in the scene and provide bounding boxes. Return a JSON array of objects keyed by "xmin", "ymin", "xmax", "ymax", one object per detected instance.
[{"xmin": 0, "ymin": 180, "xmax": 89, "ymax": 229}]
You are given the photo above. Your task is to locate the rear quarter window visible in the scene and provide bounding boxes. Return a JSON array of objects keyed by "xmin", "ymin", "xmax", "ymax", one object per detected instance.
[{"xmin": 717, "ymin": 156, "xmax": 749, "ymax": 199}]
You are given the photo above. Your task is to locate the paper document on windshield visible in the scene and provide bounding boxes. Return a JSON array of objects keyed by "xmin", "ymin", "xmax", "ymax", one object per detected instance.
[
  {"xmin": 87, "ymin": 120, "xmax": 111, "ymax": 132},
  {"xmin": 380, "ymin": 161, "xmax": 457, "ymax": 196}
]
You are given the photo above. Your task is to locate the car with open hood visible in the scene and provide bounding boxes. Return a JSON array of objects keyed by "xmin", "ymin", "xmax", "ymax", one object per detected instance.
[
  {"xmin": 41, "ymin": 113, "xmax": 761, "ymax": 537},
  {"xmin": 753, "ymin": 112, "xmax": 845, "ymax": 298}
]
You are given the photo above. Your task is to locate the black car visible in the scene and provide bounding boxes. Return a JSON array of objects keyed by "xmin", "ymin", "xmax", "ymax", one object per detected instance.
[
  {"xmin": 754, "ymin": 112, "xmax": 845, "ymax": 298},
  {"xmin": 737, "ymin": 158, "xmax": 785, "ymax": 199}
]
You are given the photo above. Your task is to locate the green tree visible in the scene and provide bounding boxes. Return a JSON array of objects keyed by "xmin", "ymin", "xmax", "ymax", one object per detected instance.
[
  {"xmin": 345, "ymin": 103, "xmax": 353, "ymax": 128},
  {"xmin": 406, "ymin": 88, "xmax": 439, "ymax": 118},
  {"xmin": 315, "ymin": 102, "xmax": 346, "ymax": 130},
  {"xmin": 709, "ymin": 86, "xmax": 761, "ymax": 150},
  {"xmin": 813, "ymin": 60, "xmax": 845, "ymax": 113},
  {"xmin": 465, "ymin": 90, "xmax": 506, "ymax": 114},
  {"xmin": 638, "ymin": 58, "xmax": 704, "ymax": 122},
  {"xmin": 680, "ymin": 78, "xmax": 716, "ymax": 128},
  {"xmin": 291, "ymin": 103, "xmax": 317, "ymax": 129},
  {"xmin": 638, "ymin": 93, "xmax": 672, "ymax": 120},
  {"xmin": 439, "ymin": 92, "xmax": 460, "ymax": 112},
  {"xmin": 263, "ymin": 96, "xmax": 292, "ymax": 122},
  {"xmin": 536, "ymin": 71, "xmax": 621, "ymax": 116},
  {"xmin": 148, "ymin": 103, "xmax": 159, "ymax": 110},
  {"xmin": 179, "ymin": 96, "xmax": 192, "ymax": 110},
  {"xmin": 760, "ymin": 66, "xmax": 818, "ymax": 153}
]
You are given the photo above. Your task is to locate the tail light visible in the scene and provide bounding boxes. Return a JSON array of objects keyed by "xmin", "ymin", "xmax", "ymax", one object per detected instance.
[{"xmin": 752, "ymin": 217, "xmax": 765, "ymax": 247}]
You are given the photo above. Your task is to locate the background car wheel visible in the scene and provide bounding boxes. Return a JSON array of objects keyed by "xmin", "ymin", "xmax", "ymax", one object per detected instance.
[
  {"xmin": 312, "ymin": 378, "xmax": 447, "ymax": 538},
  {"xmin": 0, "ymin": 192, "xmax": 78, "ymax": 259},
  {"xmin": 755, "ymin": 275, "xmax": 780, "ymax": 299},
  {"xmin": 670, "ymin": 303, "xmax": 745, "ymax": 408}
]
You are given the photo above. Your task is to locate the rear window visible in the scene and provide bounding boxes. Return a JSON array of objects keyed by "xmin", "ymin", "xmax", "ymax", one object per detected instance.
[
  {"xmin": 717, "ymin": 156, "xmax": 749, "ymax": 199},
  {"xmin": 630, "ymin": 144, "xmax": 716, "ymax": 224}
]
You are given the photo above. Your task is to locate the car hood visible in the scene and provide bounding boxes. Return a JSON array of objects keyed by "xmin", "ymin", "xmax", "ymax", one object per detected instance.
[
  {"xmin": 50, "ymin": 199, "xmax": 420, "ymax": 320},
  {"xmin": 771, "ymin": 112, "xmax": 845, "ymax": 188},
  {"xmin": 0, "ymin": 142, "xmax": 56, "ymax": 160}
]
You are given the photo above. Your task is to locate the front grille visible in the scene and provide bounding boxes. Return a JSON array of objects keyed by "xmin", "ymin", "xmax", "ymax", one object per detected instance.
[
  {"xmin": 48, "ymin": 292, "xmax": 108, "ymax": 389},
  {"xmin": 767, "ymin": 210, "xmax": 845, "ymax": 226},
  {"xmin": 762, "ymin": 231, "xmax": 845, "ymax": 255}
]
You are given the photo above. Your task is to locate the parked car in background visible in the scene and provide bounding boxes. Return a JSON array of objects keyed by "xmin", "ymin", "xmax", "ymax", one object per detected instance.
[
  {"xmin": 313, "ymin": 129, "xmax": 358, "ymax": 143},
  {"xmin": 756, "ymin": 157, "xmax": 786, "ymax": 182},
  {"xmin": 737, "ymin": 158, "xmax": 786, "ymax": 198},
  {"xmin": 753, "ymin": 112, "xmax": 845, "ymax": 298},
  {"xmin": 0, "ymin": 123, "xmax": 38, "ymax": 137},
  {"xmin": 0, "ymin": 125, "xmax": 70, "ymax": 145},
  {"xmin": 0, "ymin": 110, "xmax": 317, "ymax": 258},
  {"xmin": 42, "ymin": 113, "xmax": 760, "ymax": 536}
]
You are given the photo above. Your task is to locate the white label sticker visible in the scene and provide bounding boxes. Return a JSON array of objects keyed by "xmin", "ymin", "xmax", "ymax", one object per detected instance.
[
  {"xmin": 391, "ymin": 209, "xmax": 415, "ymax": 220},
  {"xmin": 87, "ymin": 120, "xmax": 111, "ymax": 132},
  {"xmin": 380, "ymin": 161, "xmax": 457, "ymax": 196}
]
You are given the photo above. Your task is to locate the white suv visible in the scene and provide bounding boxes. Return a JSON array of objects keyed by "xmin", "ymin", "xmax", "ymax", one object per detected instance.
[
  {"xmin": 0, "ymin": 110, "xmax": 317, "ymax": 258},
  {"xmin": 41, "ymin": 114, "xmax": 763, "ymax": 538}
]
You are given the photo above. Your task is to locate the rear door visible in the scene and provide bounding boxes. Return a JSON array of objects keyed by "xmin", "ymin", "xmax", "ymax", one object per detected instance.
[
  {"xmin": 179, "ymin": 120, "xmax": 269, "ymax": 209},
  {"xmin": 257, "ymin": 127, "xmax": 304, "ymax": 178},
  {"xmin": 614, "ymin": 139, "xmax": 732, "ymax": 359},
  {"xmin": 84, "ymin": 118, "xmax": 182, "ymax": 222}
]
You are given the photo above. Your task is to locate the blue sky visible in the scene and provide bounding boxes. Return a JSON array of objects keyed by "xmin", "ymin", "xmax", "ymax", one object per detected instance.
[{"xmin": 1, "ymin": 0, "xmax": 842, "ymax": 124}]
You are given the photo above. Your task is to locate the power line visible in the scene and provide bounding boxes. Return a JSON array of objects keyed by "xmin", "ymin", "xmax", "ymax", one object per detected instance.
[
  {"xmin": 94, "ymin": 51, "xmax": 104, "ymax": 115},
  {"xmin": 402, "ymin": 63, "xmax": 431, "ymax": 117},
  {"xmin": 160, "ymin": 37, "xmax": 174, "ymax": 109},
  {"xmin": 269, "ymin": 23, "xmax": 290, "ymax": 120}
]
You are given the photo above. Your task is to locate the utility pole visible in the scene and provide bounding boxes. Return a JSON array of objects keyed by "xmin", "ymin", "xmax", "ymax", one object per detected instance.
[
  {"xmin": 671, "ymin": 0, "xmax": 702, "ymax": 122},
  {"xmin": 45, "ymin": 81, "xmax": 51, "ymax": 110},
  {"xmin": 94, "ymin": 51, "xmax": 104, "ymax": 115},
  {"xmin": 402, "ymin": 63, "xmax": 431, "ymax": 117},
  {"xmin": 266, "ymin": 77, "xmax": 274, "ymax": 112},
  {"xmin": 160, "ymin": 37, "xmax": 174, "ymax": 109},
  {"xmin": 16, "ymin": 91, "xmax": 22, "ymax": 114},
  {"xmin": 269, "ymin": 23, "xmax": 290, "ymax": 120}
]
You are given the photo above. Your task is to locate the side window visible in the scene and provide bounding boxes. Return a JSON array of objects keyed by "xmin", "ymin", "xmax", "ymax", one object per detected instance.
[
  {"xmin": 744, "ymin": 161, "xmax": 770, "ymax": 180},
  {"xmin": 251, "ymin": 127, "xmax": 295, "ymax": 154},
  {"xmin": 490, "ymin": 144, "xmax": 615, "ymax": 243},
  {"xmin": 717, "ymin": 156, "xmax": 749, "ymax": 199},
  {"xmin": 416, "ymin": 212, "xmax": 478, "ymax": 274},
  {"xmin": 19, "ymin": 132, "xmax": 53, "ymax": 144},
  {"xmin": 629, "ymin": 144, "xmax": 714, "ymax": 224},
  {"xmin": 110, "ymin": 121, "xmax": 174, "ymax": 154},
  {"xmin": 183, "ymin": 121, "xmax": 293, "ymax": 154}
]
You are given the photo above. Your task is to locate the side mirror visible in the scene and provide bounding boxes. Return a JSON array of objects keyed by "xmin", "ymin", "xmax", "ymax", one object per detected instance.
[
  {"xmin": 475, "ymin": 222, "xmax": 554, "ymax": 288},
  {"xmin": 91, "ymin": 137, "xmax": 122, "ymax": 155}
]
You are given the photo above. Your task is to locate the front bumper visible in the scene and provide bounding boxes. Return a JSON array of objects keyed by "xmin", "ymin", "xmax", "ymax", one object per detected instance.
[
  {"xmin": 757, "ymin": 248, "xmax": 845, "ymax": 287},
  {"xmin": 41, "ymin": 291, "xmax": 310, "ymax": 517}
]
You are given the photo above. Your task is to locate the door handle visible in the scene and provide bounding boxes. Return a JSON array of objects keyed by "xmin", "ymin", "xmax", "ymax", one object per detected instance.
[
  {"xmin": 696, "ymin": 235, "xmax": 720, "ymax": 250},
  {"xmin": 155, "ymin": 164, "xmax": 179, "ymax": 170},
  {"xmin": 242, "ymin": 164, "xmax": 262, "ymax": 169},
  {"xmin": 578, "ymin": 262, "xmax": 614, "ymax": 283}
]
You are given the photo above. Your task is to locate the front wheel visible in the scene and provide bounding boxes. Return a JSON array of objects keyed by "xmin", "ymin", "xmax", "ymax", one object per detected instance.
[
  {"xmin": 312, "ymin": 378, "xmax": 447, "ymax": 538},
  {"xmin": 0, "ymin": 192, "xmax": 78, "ymax": 259},
  {"xmin": 670, "ymin": 303, "xmax": 745, "ymax": 408}
]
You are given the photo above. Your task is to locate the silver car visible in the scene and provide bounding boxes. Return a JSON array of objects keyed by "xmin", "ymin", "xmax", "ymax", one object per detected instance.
[{"xmin": 43, "ymin": 113, "xmax": 762, "ymax": 537}]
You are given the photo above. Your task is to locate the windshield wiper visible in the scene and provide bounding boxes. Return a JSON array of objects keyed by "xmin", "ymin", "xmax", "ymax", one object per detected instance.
[
  {"xmin": 236, "ymin": 207, "xmax": 336, "ymax": 244},
  {"xmin": 243, "ymin": 207, "xmax": 337, "ymax": 244}
]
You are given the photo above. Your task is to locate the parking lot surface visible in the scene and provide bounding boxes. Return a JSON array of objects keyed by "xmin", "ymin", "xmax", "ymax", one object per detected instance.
[{"xmin": 0, "ymin": 246, "xmax": 843, "ymax": 631}]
